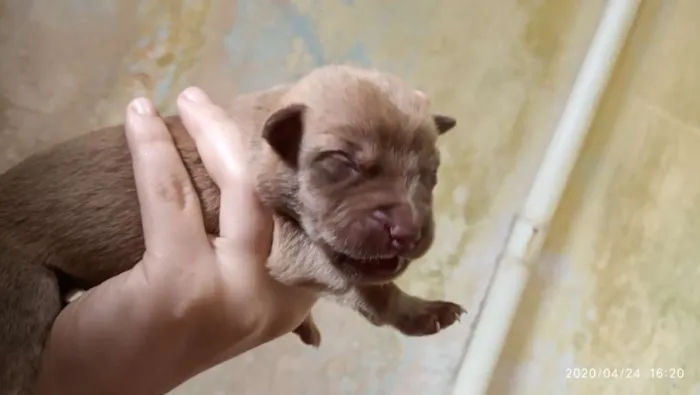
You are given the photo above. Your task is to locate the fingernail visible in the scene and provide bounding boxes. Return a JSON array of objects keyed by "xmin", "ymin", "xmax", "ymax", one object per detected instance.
[
  {"xmin": 182, "ymin": 86, "xmax": 209, "ymax": 103},
  {"xmin": 414, "ymin": 89, "xmax": 430, "ymax": 107},
  {"xmin": 130, "ymin": 97, "xmax": 154, "ymax": 115}
]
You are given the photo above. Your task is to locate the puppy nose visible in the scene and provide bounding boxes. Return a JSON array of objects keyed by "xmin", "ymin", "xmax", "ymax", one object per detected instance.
[
  {"xmin": 390, "ymin": 224, "xmax": 422, "ymax": 252},
  {"xmin": 372, "ymin": 204, "xmax": 421, "ymax": 252}
]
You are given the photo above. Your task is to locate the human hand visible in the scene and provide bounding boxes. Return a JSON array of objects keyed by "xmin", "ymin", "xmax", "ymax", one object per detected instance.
[{"xmin": 37, "ymin": 87, "xmax": 316, "ymax": 395}]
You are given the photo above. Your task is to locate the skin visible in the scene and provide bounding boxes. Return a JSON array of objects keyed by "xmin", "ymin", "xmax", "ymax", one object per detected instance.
[{"xmin": 35, "ymin": 88, "xmax": 316, "ymax": 395}]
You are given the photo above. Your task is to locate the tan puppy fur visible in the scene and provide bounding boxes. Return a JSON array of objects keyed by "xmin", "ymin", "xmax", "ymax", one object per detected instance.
[{"xmin": 0, "ymin": 65, "xmax": 463, "ymax": 394}]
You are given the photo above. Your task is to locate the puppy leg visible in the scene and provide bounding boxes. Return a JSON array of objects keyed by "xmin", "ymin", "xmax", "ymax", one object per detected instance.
[
  {"xmin": 0, "ymin": 254, "xmax": 62, "ymax": 395},
  {"xmin": 292, "ymin": 314, "xmax": 321, "ymax": 347},
  {"xmin": 337, "ymin": 283, "xmax": 466, "ymax": 336}
]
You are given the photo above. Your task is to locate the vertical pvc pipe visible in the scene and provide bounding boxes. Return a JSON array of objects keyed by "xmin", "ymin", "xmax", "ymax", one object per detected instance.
[{"xmin": 450, "ymin": 1, "xmax": 643, "ymax": 394}]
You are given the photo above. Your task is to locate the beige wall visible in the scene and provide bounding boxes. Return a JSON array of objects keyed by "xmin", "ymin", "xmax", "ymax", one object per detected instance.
[
  {"xmin": 492, "ymin": 1, "xmax": 700, "ymax": 394},
  {"xmin": 7, "ymin": 1, "xmax": 696, "ymax": 394}
]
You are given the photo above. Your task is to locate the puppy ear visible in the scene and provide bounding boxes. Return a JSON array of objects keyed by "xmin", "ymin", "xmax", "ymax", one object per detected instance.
[
  {"xmin": 262, "ymin": 103, "xmax": 307, "ymax": 167},
  {"xmin": 433, "ymin": 115, "xmax": 457, "ymax": 135}
]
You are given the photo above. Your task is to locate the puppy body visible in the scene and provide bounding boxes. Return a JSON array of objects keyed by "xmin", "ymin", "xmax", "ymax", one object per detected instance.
[{"xmin": 0, "ymin": 65, "xmax": 463, "ymax": 394}]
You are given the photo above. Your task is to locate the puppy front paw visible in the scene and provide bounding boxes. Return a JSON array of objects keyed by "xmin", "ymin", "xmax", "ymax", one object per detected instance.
[{"xmin": 393, "ymin": 299, "xmax": 466, "ymax": 336}]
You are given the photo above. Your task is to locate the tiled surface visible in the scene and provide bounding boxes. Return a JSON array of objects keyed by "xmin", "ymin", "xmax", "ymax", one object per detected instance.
[
  {"xmin": 0, "ymin": 0, "xmax": 616, "ymax": 394},
  {"xmin": 491, "ymin": 1, "xmax": 700, "ymax": 394}
]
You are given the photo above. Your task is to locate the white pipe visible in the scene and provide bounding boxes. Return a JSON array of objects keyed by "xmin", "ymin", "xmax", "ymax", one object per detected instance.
[{"xmin": 450, "ymin": 1, "xmax": 642, "ymax": 394}]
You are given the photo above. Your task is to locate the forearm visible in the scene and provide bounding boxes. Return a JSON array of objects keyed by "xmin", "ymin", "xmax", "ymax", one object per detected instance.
[
  {"xmin": 36, "ymin": 269, "xmax": 193, "ymax": 395},
  {"xmin": 34, "ymin": 263, "xmax": 291, "ymax": 395}
]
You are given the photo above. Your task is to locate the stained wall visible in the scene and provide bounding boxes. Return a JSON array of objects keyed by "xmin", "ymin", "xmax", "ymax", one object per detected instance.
[{"xmin": 491, "ymin": 1, "xmax": 700, "ymax": 394}]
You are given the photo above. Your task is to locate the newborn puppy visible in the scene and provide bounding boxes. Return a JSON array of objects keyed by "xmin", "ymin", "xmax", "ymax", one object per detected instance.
[{"xmin": 0, "ymin": 65, "xmax": 463, "ymax": 394}]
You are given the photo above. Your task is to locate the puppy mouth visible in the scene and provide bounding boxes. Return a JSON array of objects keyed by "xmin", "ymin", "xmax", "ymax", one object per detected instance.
[
  {"xmin": 314, "ymin": 238, "xmax": 409, "ymax": 281},
  {"xmin": 336, "ymin": 253, "xmax": 407, "ymax": 280}
]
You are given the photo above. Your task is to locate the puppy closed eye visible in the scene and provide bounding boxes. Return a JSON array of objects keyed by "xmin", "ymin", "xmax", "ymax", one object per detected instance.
[{"xmin": 316, "ymin": 151, "xmax": 360, "ymax": 182}]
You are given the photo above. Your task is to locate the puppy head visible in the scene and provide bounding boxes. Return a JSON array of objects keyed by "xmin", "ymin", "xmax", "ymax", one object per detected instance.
[{"xmin": 261, "ymin": 65, "xmax": 456, "ymax": 284}]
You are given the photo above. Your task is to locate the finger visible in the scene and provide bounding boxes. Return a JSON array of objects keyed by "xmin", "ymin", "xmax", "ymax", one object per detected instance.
[
  {"xmin": 176, "ymin": 87, "xmax": 273, "ymax": 251},
  {"xmin": 176, "ymin": 87, "xmax": 247, "ymax": 187},
  {"xmin": 219, "ymin": 188, "xmax": 273, "ymax": 258},
  {"xmin": 124, "ymin": 97, "xmax": 209, "ymax": 255}
]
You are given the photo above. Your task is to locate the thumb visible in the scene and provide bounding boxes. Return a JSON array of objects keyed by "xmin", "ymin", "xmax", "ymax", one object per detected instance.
[{"xmin": 176, "ymin": 86, "xmax": 272, "ymax": 258}]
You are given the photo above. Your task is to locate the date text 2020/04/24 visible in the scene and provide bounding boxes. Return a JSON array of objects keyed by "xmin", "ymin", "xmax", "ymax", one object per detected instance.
[{"xmin": 566, "ymin": 368, "xmax": 685, "ymax": 379}]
